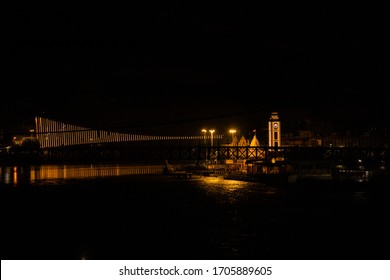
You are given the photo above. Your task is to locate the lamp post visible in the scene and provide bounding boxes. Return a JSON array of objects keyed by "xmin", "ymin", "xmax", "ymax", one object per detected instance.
[
  {"xmin": 209, "ymin": 129, "xmax": 215, "ymax": 147},
  {"xmin": 229, "ymin": 129, "xmax": 236, "ymax": 145},
  {"xmin": 209, "ymin": 129, "xmax": 215, "ymax": 166},
  {"xmin": 201, "ymin": 129, "xmax": 208, "ymax": 162}
]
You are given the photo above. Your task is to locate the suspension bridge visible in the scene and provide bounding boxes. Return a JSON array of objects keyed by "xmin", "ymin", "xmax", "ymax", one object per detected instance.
[
  {"xmin": 1, "ymin": 116, "xmax": 388, "ymax": 168},
  {"xmin": 34, "ymin": 116, "xmax": 223, "ymax": 148}
]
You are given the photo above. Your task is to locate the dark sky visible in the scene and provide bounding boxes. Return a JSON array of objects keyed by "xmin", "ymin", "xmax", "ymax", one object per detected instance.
[{"xmin": 3, "ymin": 3, "xmax": 390, "ymax": 135}]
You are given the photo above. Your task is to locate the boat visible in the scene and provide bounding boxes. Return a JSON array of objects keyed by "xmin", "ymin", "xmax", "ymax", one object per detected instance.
[{"xmin": 224, "ymin": 159, "xmax": 291, "ymax": 185}]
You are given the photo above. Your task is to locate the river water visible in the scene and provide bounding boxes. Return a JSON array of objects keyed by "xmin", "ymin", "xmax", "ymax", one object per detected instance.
[{"xmin": 1, "ymin": 163, "xmax": 389, "ymax": 260}]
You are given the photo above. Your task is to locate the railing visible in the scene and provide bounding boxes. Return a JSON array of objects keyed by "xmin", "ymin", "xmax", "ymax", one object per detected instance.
[{"xmin": 2, "ymin": 145, "xmax": 387, "ymax": 166}]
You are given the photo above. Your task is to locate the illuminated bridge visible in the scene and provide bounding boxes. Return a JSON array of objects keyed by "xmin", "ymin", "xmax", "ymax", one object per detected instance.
[
  {"xmin": 2, "ymin": 116, "xmax": 387, "ymax": 166},
  {"xmin": 29, "ymin": 117, "xmax": 388, "ymax": 165},
  {"xmin": 34, "ymin": 116, "xmax": 223, "ymax": 148}
]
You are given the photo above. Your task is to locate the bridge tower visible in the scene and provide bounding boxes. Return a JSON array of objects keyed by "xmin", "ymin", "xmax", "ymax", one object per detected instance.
[{"xmin": 268, "ymin": 112, "xmax": 281, "ymax": 147}]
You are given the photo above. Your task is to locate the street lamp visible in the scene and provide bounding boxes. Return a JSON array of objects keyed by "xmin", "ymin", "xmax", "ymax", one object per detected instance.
[
  {"xmin": 201, "ymin": 129, "xmax": 207, "ymax": 145},
  {"xmin": 209, "ymin": 129, "xmax": 215, "ymax": 147},
  {"xmin": 229, "ymin": 129, "xmax": 236, "ymax": 145}
]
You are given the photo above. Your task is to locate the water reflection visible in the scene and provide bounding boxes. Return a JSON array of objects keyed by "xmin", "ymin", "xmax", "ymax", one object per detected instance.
[
  {"xmin": 195, "ymin": 175, "xmax": 277, "ymax": 205},
  {"xmin": 197, "ymin": 175, "xmax": 276, "ymax": 194},
  {"xmin": 199, "ymin": 176, "xmax": 249, "ymax": 191},
  {"xmin": 0, "ymin": 164, "xmax": 164, "ymax": 185},
  {"xmin": 0, "ymin": 166, "xmax": 12, "ymax": 184},
  {"xmin": 353, "ymin": 191, "xmax": 368, "ymax": 202}
]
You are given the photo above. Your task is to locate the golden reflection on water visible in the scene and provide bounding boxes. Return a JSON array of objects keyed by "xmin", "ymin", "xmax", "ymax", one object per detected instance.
[
  {"xmin": 200, "ymin": 176, "xmax": 249, "ymax": 191},
  {"xmin": 0, "ymin": 164, "xmax": 164, "ymax": 185},
  {"xmin": 30, "ymin": 164, "xmax": 164, "ymax": 181},
  {"xmin": 197, "ymin": 176, "xmax": 251, "ymax": 195},
  {"xmin": 0, "ymin": 166, "xmax": 16, "ymax": 185},
  {"xmin": 196, "ymin": 175, "xmax": 277, "ymax": 203},
  {"xmin": 13, "ymin": 167, "xmax": 18, "ymax": 185}
]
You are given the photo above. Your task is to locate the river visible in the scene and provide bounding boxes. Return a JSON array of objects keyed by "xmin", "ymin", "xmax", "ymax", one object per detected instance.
[{"xmin": 1, "ymin": 163, "xmax": 389, "ymax": 260}]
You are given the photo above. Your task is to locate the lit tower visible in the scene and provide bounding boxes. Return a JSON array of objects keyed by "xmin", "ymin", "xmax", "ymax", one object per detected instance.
[{"xmin": 268, "ymin": 112, "xmax": 281, "ymax": 147}]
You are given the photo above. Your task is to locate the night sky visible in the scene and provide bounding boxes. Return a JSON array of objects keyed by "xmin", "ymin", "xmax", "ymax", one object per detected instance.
[{"xmin": 3, "ymin": 3, "xmax": 390, "ymax": 136}]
